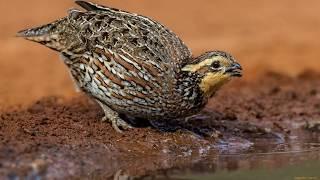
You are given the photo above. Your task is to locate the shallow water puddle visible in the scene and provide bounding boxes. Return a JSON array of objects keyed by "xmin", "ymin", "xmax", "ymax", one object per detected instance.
[
  {"xmin": 76, "ymin": 133, "xmax": 320, "ymax": 179},
  {"xmin": 135, "ymin": 136, "xmax": 320, "ymax": 180}
]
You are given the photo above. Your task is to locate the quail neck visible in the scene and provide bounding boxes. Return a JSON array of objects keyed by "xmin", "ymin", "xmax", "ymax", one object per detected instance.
[{"xmin": 18, "ymin": 1, "xmax": 242, "ymax": 132}]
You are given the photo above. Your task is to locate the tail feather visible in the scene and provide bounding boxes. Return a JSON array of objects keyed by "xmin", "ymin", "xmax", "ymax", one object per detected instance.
[
  {"xmin": 75, "ymin": 0, "xmax": 116, "ymax": 12},
  {"xmin": 75, "ymin": 0, "xmax": 99, "ymax": 11},
  {"xmin": 17, "ymin": 23, "xmax": 56, "ymax": 38},
  {"xmin": 17, "ymin": 18, "xmax": 69, "ymax": 51}
]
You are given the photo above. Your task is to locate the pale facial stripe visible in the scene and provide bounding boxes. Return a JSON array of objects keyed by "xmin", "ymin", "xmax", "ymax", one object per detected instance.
[{"xmin": 182, "ymin": 57, "xmax": 222, "ymax": 72}]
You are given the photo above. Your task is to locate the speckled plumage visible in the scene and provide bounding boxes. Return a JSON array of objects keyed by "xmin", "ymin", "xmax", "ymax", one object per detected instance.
[{"xmin": 18, "ymin": 1, "xmax": 242, "ymax": 132}]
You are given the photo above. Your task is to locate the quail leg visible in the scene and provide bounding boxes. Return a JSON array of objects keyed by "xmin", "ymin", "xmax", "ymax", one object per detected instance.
[{"xmin": 96, "ymin": 100, "xmax": 133, "ymax": 133}]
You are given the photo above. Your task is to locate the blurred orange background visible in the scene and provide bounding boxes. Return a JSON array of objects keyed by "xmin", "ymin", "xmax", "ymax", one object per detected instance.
[{"xmin": 0, "ymin": 0, "xmax": 319, "ymax": 106}]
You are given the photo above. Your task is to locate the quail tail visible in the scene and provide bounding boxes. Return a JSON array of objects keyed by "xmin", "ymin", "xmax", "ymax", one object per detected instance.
[
  {"xmin": 17, "ymin": 18, "xmax": 68, "ymax": 51},
  {"xmin": 75, "ymin": 0, "xmax": 102, "ymax": 11}
]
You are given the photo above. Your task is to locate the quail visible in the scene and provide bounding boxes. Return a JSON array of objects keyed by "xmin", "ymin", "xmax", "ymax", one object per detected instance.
[{"xmin": 18, "ymin": 1, "xmax": 242, "ymax": 132}]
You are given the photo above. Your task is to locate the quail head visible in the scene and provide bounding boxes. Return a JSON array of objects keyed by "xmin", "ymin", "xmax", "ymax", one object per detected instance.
[{"xmin": 18, "ymin": 1, "xmax": 242, "ymax": 132}]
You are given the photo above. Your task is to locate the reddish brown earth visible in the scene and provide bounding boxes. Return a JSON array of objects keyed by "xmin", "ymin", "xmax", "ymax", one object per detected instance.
[{"xmin": 0, "ymin": 0, "xmax": 320, "ymax": 179}]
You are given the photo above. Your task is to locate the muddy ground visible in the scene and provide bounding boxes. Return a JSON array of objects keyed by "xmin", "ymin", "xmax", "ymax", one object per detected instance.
[{"xmin": 0, "ymin": 0, "xmax": 320, "ymax": 179}]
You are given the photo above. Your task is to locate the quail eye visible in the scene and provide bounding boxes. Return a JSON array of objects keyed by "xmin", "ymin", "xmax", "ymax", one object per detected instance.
[{"xmin": 211, "ymin": 61, "xmax": 221, "ymax": 69}]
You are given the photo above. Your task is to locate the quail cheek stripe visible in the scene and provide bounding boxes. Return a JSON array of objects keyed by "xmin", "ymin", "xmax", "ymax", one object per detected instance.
[{"xmin": 18, "ymin": 1, "xmax": 242, "ymax": 132}]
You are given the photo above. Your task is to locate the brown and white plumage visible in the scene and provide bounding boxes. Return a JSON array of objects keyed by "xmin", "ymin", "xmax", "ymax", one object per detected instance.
[{"xmin": 18, "ymin": 1, "xmax": 242, "ymax": 132}]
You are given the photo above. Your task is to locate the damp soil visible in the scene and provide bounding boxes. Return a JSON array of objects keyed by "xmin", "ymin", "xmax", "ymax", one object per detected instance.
[{"xmin": 0, "ymin": 71, "xmax": 319, "ymax": 179}]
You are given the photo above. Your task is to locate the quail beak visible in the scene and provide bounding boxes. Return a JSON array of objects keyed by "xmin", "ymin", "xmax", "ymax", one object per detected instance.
[{"xmin": 224, "ymin": 62, "xmax": 242, "ymax": 77}]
